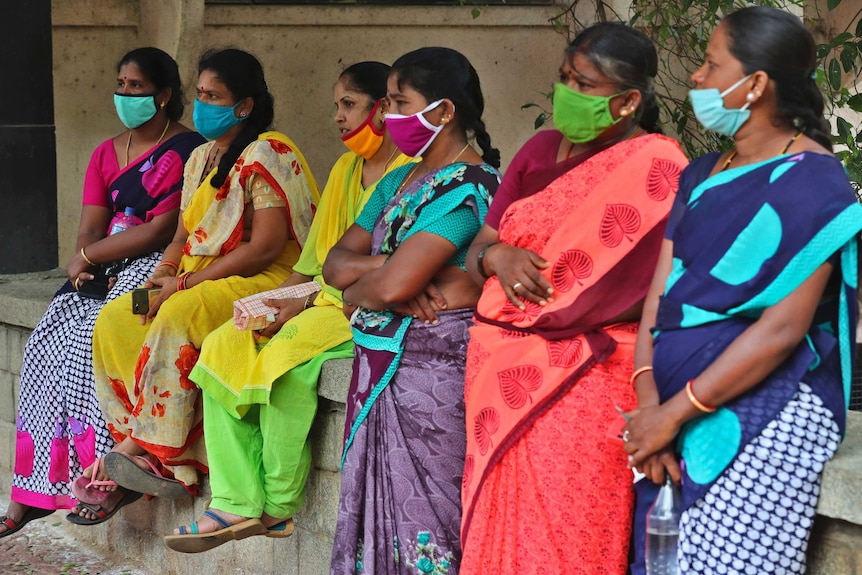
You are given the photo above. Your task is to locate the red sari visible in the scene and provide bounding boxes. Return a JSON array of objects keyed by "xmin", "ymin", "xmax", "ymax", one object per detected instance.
[{"xmin": 460, "ymin": 134, "xmax": 687, "ymax": 574}]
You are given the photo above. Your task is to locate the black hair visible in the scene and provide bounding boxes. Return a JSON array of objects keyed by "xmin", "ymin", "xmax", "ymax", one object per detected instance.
[
  {"xmin": 339, "ymin": 61, "xmax": 391, "ymax": 111},
  {"xmin": 723, "ymin": 6, "xmax": 831, "ymax": 150},
  {"xmin": 118, "ymin": 47, "xmax": 184, "ymax": 122},
  {"xmin": 391, "ymin": 47, "xmax": 500, "ymax": 168},
  {"xmin": 198, "ymin": 48, "xmax": 275, "ymax": 188},
  {"xmin": 566, "ymin": 22, "xmax": 662, "ymax": 134}
]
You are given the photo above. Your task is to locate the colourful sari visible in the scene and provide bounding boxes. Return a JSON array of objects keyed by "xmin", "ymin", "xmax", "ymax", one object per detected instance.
[
  {"xmin": 460, "ymin": 134, "xmax": 687, "ymax": 575},
  {"xmin": 91, "ymin": 132, "xmax": 318, "ymax": 489},
  {"xmin": 11, "ymin": 132, "xmax": 203, "ymax": 511},
  {"xmin": 643, "ymin": 151, "xmax": 862, "ymax": 574},
  {"xmin": 330, "ymin": 161, "xmax": 500, "ymax": 575},
  {"xmin": 186, "ymin": 150, "xmax": 410, "ymax": 521}
]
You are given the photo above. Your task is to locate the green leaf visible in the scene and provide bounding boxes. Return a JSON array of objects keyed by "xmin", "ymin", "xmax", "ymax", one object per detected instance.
[
  {"xmin": 534, "ymin": 113, "xmax": 547, "ymax": 130},
  {"xmin": 827, "ymin": 0, "xmax": 842, "ymax": 10},
  {"xmin": 837, "ymin": 116, "xmax": 851, "ymax": 142},
  {"xmin": 471, "ymin": 7, "xmax": 481, "ymax": 19},
  {"xmin": 856, "ymin": 18, "xmax": 862, "ymax": 38},
  {"xmin": 829, "ymin": 58, "xmax": 842, "ymax": 90},
  {"xmin": 847, "ymin": 94, "xmax": 862, "ymax": 112},
  {"xmin": 830, "ymin": 32, "xmax": 852, "ymax": 47},
  {"xmin": 521, "ymin": 102, "xmax": 542, "ymax": 110},
  {"xmin": 817, "ymin": 43, "xmax": 831, "ymax": 59},
  {"xmin": 840, "ymin": 45, "xmax": 857, "ymax": 73}
]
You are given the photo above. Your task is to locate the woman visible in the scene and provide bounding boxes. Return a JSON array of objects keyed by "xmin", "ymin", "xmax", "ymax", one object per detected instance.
[
  {"xmin": 623, "ymin": 7, "xmax": 862, "ymax": 575},
  {"xmin": 68, "ymin": 48, "xmax": 319, "ymax": 525},
  {"xmin": 162, "ymin": 61, "xmax": 412, "ymax": 552},
  {"xmin": 0, "ymin": 48, "xmax": 203, "ymax": 538},
  {"xmin": 460, "ymin": 23, "xmax": 688, "ymax": 575},
  {"xmin": 325, "ymin": 47, "xmax": 501, "ymax": 575}
]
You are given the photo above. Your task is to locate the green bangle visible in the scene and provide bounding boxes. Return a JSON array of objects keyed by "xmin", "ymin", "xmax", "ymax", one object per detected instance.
[{"xmin": 476, "ymin": 243, "xmax": 497, "ymax": 278}]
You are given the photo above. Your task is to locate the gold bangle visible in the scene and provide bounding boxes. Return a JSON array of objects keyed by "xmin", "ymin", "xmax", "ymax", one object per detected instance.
[
  {"xmin": 80, "ymin": 247, "xmax": 96, "ymax": 266},
  {"xmin": 629, "ymin": 366, "xmax": 653, "ymax": 387},
  {"xmin": 685, "ymin": 380, "xmax": 717, "ymax": 413},
  {"xmin": 73, "ymin": 277, "xmax": 80, "ymax": 291}
]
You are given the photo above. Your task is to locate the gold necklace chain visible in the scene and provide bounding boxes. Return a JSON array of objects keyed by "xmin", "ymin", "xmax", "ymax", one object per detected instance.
[
  {"xmin": 396, "ymin": 143, "xmax": 471, "ymax": 195},
  {"xmin": 721, "ymin": 130, "xmax": 803, "ymax": 171},
  {"xmin": 125, "ymin": 119, "xmax": 171, "ymax": 168},
  {"xmin": 381, "ymin": 146, "xmax": 399, "ymax": 172}
]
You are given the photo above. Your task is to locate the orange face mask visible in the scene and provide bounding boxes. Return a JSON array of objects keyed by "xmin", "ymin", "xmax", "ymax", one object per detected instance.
[{"xmin": 341, "ymin": 100, "xmax": 385, "ymax": 159}]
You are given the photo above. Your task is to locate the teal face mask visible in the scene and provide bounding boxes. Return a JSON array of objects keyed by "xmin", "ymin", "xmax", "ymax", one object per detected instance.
[
  {"xmin": 193, "ymin": 99, "xmax": 247, "ymax": 140},
  {"xmin": 688, "ymin": 74, "xmax": 753, "ymax": 137},
  {"xmin": 114, "ymin": 93, "xmax": 158, "ymax": 129},
  {"xmin": 552, "ymin": 83, "xmax": 626, "ymax": 144}
]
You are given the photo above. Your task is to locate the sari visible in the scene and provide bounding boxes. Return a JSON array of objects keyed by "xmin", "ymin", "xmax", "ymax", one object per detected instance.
[
  {"xmin": 460, "ymin": 134, "xmax": 688, "ymax": 575},
  {"xmin": 91, "ymin": 132, "xmax": 318, "ymax": 489},
  {"xmin": 187, "ymin": 150, "xmax": 410, "ymax": 521},
  {"xmin": 644, "ymin": 151, "xmax": 862, "ymax": 574},
  {"xmin": 12, "ymin": 132, "xmax": 203, "ymax": 510},
  {"xmin": 330, "ymin": 161, "xmax": 500, "ymax": 575}
]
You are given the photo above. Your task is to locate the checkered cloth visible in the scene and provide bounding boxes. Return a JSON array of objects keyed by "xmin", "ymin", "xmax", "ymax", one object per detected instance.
[{"xmin": 232, "ymin": 281, "xmax": 321, "ymax": 331}]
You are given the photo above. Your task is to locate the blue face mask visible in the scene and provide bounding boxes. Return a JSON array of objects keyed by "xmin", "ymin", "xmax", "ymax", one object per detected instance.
[
  {"xmin": 688, "ymin": 74, "xmax": 753, "ymax": 137},
  {"xmin": 114, "ymin": 93, "xmax": 158, "ymax": 129},
  {"xmin": 193, "ymin": 99, "xmax": 247, "ymax": 140}
]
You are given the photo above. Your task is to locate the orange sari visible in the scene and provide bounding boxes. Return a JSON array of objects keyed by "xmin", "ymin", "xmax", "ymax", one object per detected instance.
[{"xmin": 460, "ymin": 134, "xmax": 687, "ymax": 574}]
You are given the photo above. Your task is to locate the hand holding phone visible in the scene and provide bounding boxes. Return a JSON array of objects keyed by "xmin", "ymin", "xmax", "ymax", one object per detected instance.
[{"xmin": 131, "ymin": 287, "xmax": 162, "ymax": 315}]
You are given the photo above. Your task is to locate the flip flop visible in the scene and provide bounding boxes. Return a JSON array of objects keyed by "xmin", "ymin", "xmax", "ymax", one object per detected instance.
[
  {"xmin": 264, "ymin": 518, "xmax": 295, "ymax": 539},
  {"xmin": 103, "ymin": 451, "xmax": 188, "ymax": 499},
  {"xmin": 65, "ymin": 489, "xmax": 143, "ymax": 526},
  {"xmin": 0, "ymin": 506, "xmax": 55, "ymax": 538},
  {"xmin": 163, "ymin": 510, "xmax": 267, "ymax": 553},
  {"xmin": 71, "ymin": 457, "xmax": 118, "ymax": 505}
]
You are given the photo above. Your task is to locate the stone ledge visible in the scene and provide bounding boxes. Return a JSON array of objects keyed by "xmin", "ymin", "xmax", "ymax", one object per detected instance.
[{"xmin": 0, "ymin": 269, "xmax": 66, "ymax": 330}]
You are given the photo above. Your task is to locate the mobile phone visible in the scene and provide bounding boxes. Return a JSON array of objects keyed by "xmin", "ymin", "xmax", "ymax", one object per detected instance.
[
  {"xmin": 77, "ymin": 274, "xmax": 110, "ymax": 300},
  {"xmin": 131, "ymin": 287, "xmax": 162, "ymax": 315}
]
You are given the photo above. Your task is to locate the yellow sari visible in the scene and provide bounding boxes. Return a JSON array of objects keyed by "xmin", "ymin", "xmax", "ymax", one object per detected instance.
[{"xmin": 92, "ymin": 132, "xmax": 319, "ymax": 488}]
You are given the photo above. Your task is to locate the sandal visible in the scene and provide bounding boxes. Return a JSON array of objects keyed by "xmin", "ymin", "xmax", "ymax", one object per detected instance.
[
  {"xmin": 163, "ymin": 510, "xmax": 267, "ymax": 553},
  {"xmin": 71, "ymin": 456, "xmax": 118, "ymax": 505},
  {"xmin": 103, "ymin": 451, "xmax": 188, "ymax": 499},
  {"xmin": 65, "ymin": 489, "xmax": 142, "ymax": 526},
  {"xmin": 264, "ymin": 518, "xmax": 295, "ymax": 539},
  {"xmin": 0, "ymin": 506, "xmax": 54, "ymax": 538}
]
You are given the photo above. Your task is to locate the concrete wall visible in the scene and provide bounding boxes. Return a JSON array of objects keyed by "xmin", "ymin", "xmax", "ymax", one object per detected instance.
[{"xmin": 51, "ymin": 0, "xmax": 569, "ymax": 265}]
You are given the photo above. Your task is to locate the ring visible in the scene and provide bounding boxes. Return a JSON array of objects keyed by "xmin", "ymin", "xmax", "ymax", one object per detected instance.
[
  {"xmin": 512, "ymin": 282, "xmax": 523, "ymax": 291},
  {"xmin": 623, "ymin": 430, "xmax": 630, "ymax": 442},
  {"xmin": 73, "ymin": 278, "xmax": 80, "ymax": 291}
]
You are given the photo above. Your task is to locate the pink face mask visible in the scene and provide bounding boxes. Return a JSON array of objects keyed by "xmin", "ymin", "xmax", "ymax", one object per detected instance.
[{"xmin": 384, "ymin": 99, "xmax": 448, "ymax": 158}]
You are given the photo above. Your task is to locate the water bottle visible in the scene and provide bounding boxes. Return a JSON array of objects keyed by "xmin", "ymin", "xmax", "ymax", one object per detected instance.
[
  {"xmin": 645, "ymin": 474, "xmax": 681, "ymax": 575},
  {"xmin": 110, "ymin": 207, "xmax": 138, "ymax": 235}
]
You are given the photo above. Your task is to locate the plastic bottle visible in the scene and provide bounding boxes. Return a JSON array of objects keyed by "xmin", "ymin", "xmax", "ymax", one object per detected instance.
[
  {"xmin": 110, "ymin": 207, "xmax": 138, "ymax": 235},
  {"xmin": 645, "ymin": 474, "xmax": 681, "ymax": 575}
]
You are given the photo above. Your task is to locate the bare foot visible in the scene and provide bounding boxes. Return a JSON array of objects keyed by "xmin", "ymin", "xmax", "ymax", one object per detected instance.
[
  {"xmin": 82, "ymin": 437, "xmax": 150, "ymax": 492},
  {"xmin": 70, "ymin": 488, "xmax": 132, "ymax": 520},
  {"xmin": 173, "ymin": 508, "xmax": 251, "ymax": 535}
]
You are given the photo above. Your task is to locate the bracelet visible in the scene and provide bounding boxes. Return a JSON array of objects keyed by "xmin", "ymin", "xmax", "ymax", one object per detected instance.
[
  {"xmin": 177, "ymin": 272, "xmax": 194, "ymax": 291},
  {"xmin": 304, "ymin": 291, "xmax": 318, "ymax": 310},
  {"xmin": 477, "ymin": 243, "xmax": 497, "ymax": 279},
  {"xmin": 629, "ymin": 366, "xmax": 653, "ymax": 387},
  {"xmin": 80, "ymin": 247, "xmax": 96, "ymax": 266},
  {"xmin": 685, "ymin": 380, "xmax": 717, "ymax": 413},
  {"xmin": 156, "ymin": 259, "xmax": 179, "ymax": 271}
]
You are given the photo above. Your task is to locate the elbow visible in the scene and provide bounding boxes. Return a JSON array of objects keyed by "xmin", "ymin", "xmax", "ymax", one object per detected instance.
[{"xmin": 322, "ymin": 260, "xmax": 347, "ymax": 290}]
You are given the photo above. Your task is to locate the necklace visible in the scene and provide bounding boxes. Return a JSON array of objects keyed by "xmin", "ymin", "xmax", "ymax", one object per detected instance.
[
  {"xmin": 395, "ymin": 143, "xmax": 472, "ymax": 195},
  {"xmin": 125, "ymin": 119, "xmax": 171, "ymax": 168},
  {"xmin": 381, "ymin": 146, "xmax": 399, "ymax": 172},
  {"xmin": 721, "ymin": 130, "xmax": 803, "ymax": 171}
]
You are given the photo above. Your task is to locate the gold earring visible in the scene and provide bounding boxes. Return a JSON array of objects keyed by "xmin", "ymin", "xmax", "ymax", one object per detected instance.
[
  {"xmin": 620, "ymin": 109, "xmax": 629, "ymax": 117},
  {"xmin": 160, "ymin": 102, "xmax": 166, "ymax": 109}
]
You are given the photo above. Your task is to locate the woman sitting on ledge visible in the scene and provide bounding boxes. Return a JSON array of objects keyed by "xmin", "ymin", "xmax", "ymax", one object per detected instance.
[
  {"xmin": 1, "ymin": 47, "xmax": 203, "ymax": 538},
  {"xmin": 67, "ymin": 48, "xmax": 319, "ymax": 525},
  {"xmin": 163, "ymin": 61, "xmax": 411, "ymax": 553}
]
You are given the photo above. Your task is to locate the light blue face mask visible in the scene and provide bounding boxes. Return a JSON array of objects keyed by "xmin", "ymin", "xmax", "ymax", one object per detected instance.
[
  {"xmin": 688, "ymin": 74, "xmax": 753, "ymax": 137},
  {"xmin": 114, "ymin": 93, "xmax": 158, "ymax": 129},
  {"xmin": 193, "ymin": 99, "xmax": 247, "ymax": 140}
]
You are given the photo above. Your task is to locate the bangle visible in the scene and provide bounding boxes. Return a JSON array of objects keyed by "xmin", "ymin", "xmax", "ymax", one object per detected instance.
[
  {"xmin": 156, "ymin": 259, "xmax": 179, "ymax": 271},
  {"xmin": 685, "ymin": 379, "xmax": 717, "ymax": 413},
  {"xmin": 629, "ymin": 366, "xmax": 653, "ymax": 387},
  {"xmin": 304, "ymin": 291, "xmax": 318, "ymax": 310},
  {"xmin": 477, "ymin": 243, "xmax": 497, "ymax": 278},
  {"xmin": 177, "ymin": 272, "xmax": 194, "ymax": 291},
  {"xmin": 81, "ymin": 247, "xmax": 96, "ymax": 266}
]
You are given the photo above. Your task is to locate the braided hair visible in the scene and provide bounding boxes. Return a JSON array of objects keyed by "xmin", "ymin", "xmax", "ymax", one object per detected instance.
[
  {"xmin": 723, "ymin": 6, "xmax": 832, "ymax": 150},
  {"xmin": 391, "ymin": 47, "xmax": 501, "ymax": 168},
  {"xmin": 566, "ymin": 22, "xmax": 663, "ymax": 134},
  {"xmin": 198, "ymin": 49, "xmax": 275, "ymax": 188}
]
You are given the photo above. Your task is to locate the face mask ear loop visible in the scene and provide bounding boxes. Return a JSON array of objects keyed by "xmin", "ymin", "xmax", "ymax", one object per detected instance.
[{"xmin": 719, "ymin": 74, "xmax": 753, "ymax": 99}]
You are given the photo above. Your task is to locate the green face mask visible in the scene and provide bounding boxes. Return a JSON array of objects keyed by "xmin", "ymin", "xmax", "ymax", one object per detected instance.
[{"xmin": 552, "ymin": 82, "xmax": 626, "ymax": 144}]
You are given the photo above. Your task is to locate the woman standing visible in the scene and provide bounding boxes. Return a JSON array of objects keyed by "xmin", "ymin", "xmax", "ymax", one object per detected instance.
[
  {"xmin": 68, "ymin": 48, "xmax": 319, "ymax": 524},
  {"xmin": 624, "ymin": 7, "xmax": 862, "ymax": 574},
  {"xmin": 460, "ymin": 24, "xmax": 687, "ymax": 575},
  {"xmin": 325, "ymin": 47, "xmax": 501, "ymax": 575},
  {"xmin": 1, "ymin": 47, "xmax": 203, "ymax": 537},
  {"xmin": 163, "ymin": 61, "xmax": 411, "ymax": 552}
]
